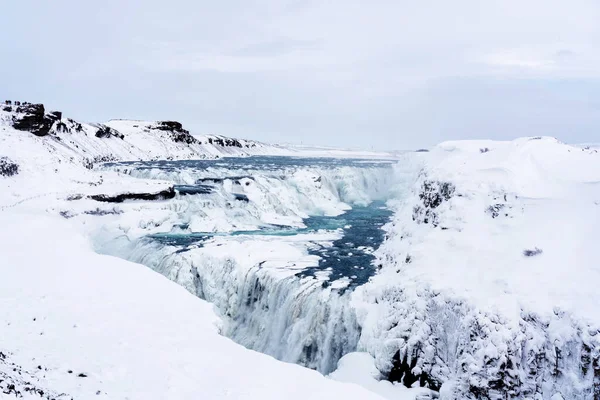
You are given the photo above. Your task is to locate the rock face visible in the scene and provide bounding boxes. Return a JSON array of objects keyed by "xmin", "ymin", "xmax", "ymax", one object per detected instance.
[
  {"xmin": 11, "ymin": 104, "xmax": 57, "ymax": 137},
  {"xmin": 47, "ymin": 111, "xmax": 62, "ymax": 121},
  {"xmin": 95, "ymin": 125, "xmax": 124, "ymax": 139},
  {"xmin": 88, "ymin": 187, "xmax": 176, "ymax": 203},
  {"xmin": 411, "ymin": 180, "xmax": 455, "ymax": 226},
  {"xmin": 151, "ymin": 121, "xmax": 198, "ymax": 144},
  {"xmin": 154, "ymin": 121, "xmax": 185, "ymax": 132},
  {"xmin": 208, "ymin": 136, "xmax": 243, "ymax": 148}
]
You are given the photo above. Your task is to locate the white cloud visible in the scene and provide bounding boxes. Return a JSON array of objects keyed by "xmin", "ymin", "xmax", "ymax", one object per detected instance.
[{"xmin": 1, "ymin": 0, "xmax": 600, "ymax": 148}]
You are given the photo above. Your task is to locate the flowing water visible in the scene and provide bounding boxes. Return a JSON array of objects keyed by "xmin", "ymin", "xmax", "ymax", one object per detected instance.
[{"xmin": 97, "ymin": 156, "xmax": 398, "ymax": 373}]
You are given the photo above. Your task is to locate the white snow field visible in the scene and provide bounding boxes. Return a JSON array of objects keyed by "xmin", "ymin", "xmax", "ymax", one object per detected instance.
[{"xmin": 1, "ymin": 102, "xmax": 600, "ymax": 400}]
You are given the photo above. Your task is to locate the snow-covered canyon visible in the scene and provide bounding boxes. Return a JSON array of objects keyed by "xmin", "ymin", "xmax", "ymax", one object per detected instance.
[
  {"xmin": 1, "ymin": 102, "xmax": 599, "ymax": 400},
  {"xmin": 91, "ymin": 157, "xmax": 399, "ymax": 375}
]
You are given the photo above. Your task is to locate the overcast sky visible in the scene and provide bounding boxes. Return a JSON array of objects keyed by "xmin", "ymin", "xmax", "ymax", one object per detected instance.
[{"xmin": 1, "ymin": 0, "xmax": 599, "ymax": 149}]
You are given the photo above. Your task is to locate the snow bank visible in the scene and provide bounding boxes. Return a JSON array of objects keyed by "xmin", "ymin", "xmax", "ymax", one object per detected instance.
[
  {"xmin": 354, "ymin": 137, "xmax": 600, "ymax": 399},
  {"xmin": 0, "ymin": 211, "xmax": 387, "ymax": 399}
]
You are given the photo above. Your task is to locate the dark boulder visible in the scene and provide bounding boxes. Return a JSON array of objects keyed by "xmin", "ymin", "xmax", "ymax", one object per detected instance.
[
  {"xmin": 155, "ymin": 121, "xmax": 185, "ymax": 132},
  {"xmin": 12, "ymin": 103, "xmax": 56, "ymax": 136},
  {"xmin": 95, "ymin": 125, "xmax": 124, "ymax": 139}
]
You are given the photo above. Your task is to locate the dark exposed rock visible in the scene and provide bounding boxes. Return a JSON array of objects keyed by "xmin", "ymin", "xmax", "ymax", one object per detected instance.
[
  {"xmin": 83, "ymin": 207, "xmax": 123, "ymax": 216},
  {"xmin": 89, "ymin": 187, "xmax": 176, "ymax": 203},
  {"xmin": 2, "ymin": 106, "xmax": 11, "ymax": 112},
  {"xmin": 170, "ymin": 131, "xmax": 198, "ymax": 144},
  {"xmin": 175, "ymin": 184, "xmax": 214, "ymax": 195},
  {"xmin": 523, "ymin": 247, "xmax": 543, "ymax": 257},
  {"xmin": 149, "ymin": 121, "xmax": 198, "ymax": 144},
  {"xmin": 486, "ymin": 203, "xmax": 505, "ymax": 218},
  {"xmin": 387, "ymin": 349, "xmax": 440, "ymax": 391},
  {"xmin": 208, "ymin": 136, "xmax": 243, "ymax": 148},
  {"xmin": 55, "ymin": 121, "xmax": 68, "ymax": 133},
  {"xmin": 83, "ymin": 155, "xmax": 118, "ymax": 169},
  {"xmin": 0, "ymin": 157, "xmax": 19, "ymax": 177},
  {"xmin": 419, "ymin": 181, "xmax": 455, "ymax": 208},
  {"xmin": 233, "ymin": 193, "xmax": 249, "ymax": 202},
  {"xmin": 95, "ymin": 125, "xmax": 124, "ymax": 139},
  {"xmin": 11, "ymin": 103, "xmax": 56, "ymax": 137},
  {"xmin": 67, "ymin": 118, "xmax": 84, "ymax": 132},
  {"xmin": 59, "ymin": 210, "xmax": 75, "ymax": 219},
  {"xmin": 412, "ymin": 180, "xmax": 455, "ymax": 226},
  {"xmin": 47, "ymin": 111, "xmax": 62, "ymax": 121},
  {"xmin": 155, "ymin": 121, "xmax": 185, "ymax": 132}
]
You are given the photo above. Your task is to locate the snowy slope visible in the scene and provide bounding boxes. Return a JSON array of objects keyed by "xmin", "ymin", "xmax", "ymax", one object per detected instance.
[
  {"xmin": 0, "ymin": 211, "xmax": 390, "ymax": 400},
  {"xmin": 354, "ymin": 137, "xmax": 600, "ymax": 399},
  {"xmin": 0, "ymin": 104, "xmax": 291, "ymax": 169}
]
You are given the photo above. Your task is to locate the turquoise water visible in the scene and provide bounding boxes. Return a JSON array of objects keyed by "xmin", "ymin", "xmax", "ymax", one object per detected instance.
[
  {"xmin": 114, "ymin": 156, "xmax": 394, "ymax": 289},
  {"xmin": 106, "ymin": 156, "xmax": 395, "ymax": 173},
  {"xmin": 146, "ymin": 201, "xmax": 391, "ymax": 289}
]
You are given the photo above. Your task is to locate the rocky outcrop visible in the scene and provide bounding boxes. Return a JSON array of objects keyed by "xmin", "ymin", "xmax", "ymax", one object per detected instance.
[
  {"xmin": 411, "ymin": 180, "xmax": 455, "ymax": 226},
  {"xmin": 154, "ymin": 121, "xmax": 186, "ymax": 132},
  {"xmin": 88, "ymin": 187, "xmax": 176, "ymax": 203},
  {"xmin": 208, "ymin": 136, "xmax": 243, "ymax": 148},
  {"xmin": 11, "ymin": 104, "xmax": 58, "ymax": 137},
  {"xmin": 0, "ymin": 157, "xmax": 19, "ymax": 177},
  {"xmin": 151, "ymin": 121, "xmax": 198, "ymax": 145},
  {"xmin": 95, "ymin": 125, "xmax": 124, "ymax": 139}
]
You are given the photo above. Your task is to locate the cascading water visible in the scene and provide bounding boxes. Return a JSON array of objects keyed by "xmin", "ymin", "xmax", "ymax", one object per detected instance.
[{"xmin": 93, "ymin": 156, "xmax": 400, "ymax": 374}]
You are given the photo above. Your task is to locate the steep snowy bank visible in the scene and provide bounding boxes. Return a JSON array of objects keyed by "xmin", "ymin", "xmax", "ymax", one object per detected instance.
[
  {"xmin": 354, "ymin": 137, "xmax": 600, "ymax": 399},
  {"xmin": 0, "ymin": 211, "xmax": 388, "ymax": 400}
]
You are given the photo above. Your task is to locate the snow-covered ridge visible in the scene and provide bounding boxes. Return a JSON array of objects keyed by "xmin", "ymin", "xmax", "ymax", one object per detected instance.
[
  {"xmin": 0, "ymin": 102, "xmax": 291, "ymax": 170},
  {"xmin": 353, "ymin": 137, "xmax": 600, "ymax": 399}
]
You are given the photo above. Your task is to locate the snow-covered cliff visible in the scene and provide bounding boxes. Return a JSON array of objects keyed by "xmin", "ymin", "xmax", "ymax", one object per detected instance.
[{"xmin": 355, "ymin": 137, "xmax": 600, "ymax": 399}]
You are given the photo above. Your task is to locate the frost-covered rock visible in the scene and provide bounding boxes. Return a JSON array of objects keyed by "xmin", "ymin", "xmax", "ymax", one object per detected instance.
[
  {"xmin": 10, "ymin": 103, "xmax": 58, "ymax": 137},
  {"xmin": 0, "ymin": 156, "xmax": 19, "ymax": 177}
]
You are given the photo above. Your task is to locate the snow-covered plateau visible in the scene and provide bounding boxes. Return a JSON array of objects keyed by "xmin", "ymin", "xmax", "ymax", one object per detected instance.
[{"xmin": 1, "ymin": 102, "xmax": 599, "ymax": 400}]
